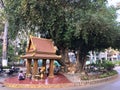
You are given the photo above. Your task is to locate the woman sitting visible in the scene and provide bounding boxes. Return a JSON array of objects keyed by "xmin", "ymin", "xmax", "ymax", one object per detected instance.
[{"xmin": 18, "ymin": 71, "xmax": 25, "ymax": 80}]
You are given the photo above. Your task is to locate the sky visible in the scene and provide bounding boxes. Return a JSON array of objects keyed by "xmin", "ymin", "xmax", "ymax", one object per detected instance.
[
  {"xmin": 108, "ymin": 0, "xmax": 120, "ymax": 22},
  {"xmin": 108, "ymin": 0, "xmax": 120, "ymax": 6}
]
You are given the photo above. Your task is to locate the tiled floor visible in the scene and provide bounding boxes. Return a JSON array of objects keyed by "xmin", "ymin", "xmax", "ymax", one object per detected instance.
[{"xmin": 4, "ymin": 73, "xmax": 73, "ymax": 88}]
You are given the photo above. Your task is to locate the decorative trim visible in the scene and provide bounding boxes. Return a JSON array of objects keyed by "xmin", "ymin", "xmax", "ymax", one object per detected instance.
[
  {"xmin": 26, "ymin": 51, "xmax": 56, "ymax": 55},
  {"xmin": 4, "ymin": 83, "xmax": 73, "ymax": 88}
]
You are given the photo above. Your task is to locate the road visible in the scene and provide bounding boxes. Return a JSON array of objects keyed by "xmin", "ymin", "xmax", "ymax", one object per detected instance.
[{"xmin": 0, "ymin": 67, "xmax": 120, "ymax": 90}]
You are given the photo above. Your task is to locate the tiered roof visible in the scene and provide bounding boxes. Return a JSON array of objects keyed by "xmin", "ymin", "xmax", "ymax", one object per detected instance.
[{"xmin": 21, "ymin": 36, "xmax": 61, "ymax": 59}]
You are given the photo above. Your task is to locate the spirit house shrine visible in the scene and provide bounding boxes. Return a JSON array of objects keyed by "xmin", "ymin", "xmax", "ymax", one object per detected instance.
[{"xmin": 21, "ymin": 36, "xmax": 61, "ymax": 78}]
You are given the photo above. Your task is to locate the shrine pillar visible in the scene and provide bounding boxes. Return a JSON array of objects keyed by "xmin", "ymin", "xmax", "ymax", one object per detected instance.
[
  {"xmin": 33, "ymin": 59, "xmax": 38, "ymax": 76},
  {"xmin": 26, "ymin": 59, "xmax": 32, "ymax": 75},
  {"xmin": 49, "ymin": 59, "xmax": 54, "ymax": 78}
]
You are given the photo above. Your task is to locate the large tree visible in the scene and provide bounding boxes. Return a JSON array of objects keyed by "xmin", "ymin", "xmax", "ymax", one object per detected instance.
[
  {"xmin": 3, "ymin": 0, "xmax": 120, "ymax": 71},
  {"xmin": 4, "ymin": 0, "xmax": 73, "ymax": 64},
  {"xmin": 68, "ymin": 0, "xmax": 119, "ymax": 70}
]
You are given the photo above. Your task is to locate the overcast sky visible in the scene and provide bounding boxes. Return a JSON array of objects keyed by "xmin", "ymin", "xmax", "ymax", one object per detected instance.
[
  {"xmin": 108, "ymin": 0, "xmax": 120, "ymax": 22},
  {"xmin": 108, "ymin": 0, "xmax": 120, "ymax": 6}
]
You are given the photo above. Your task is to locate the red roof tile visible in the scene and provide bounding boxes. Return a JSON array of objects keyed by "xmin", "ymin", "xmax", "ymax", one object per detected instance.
[
  {"xmin": 21, "ymin": 36, "xmax": 61, "ymax": 59},
  {"xmin": 31, "ymin": 36, "xmax": 56, "ymax": 54}
]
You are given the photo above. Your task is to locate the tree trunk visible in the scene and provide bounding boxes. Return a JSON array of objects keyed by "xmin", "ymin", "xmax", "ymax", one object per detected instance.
[
  {"xmin": 76, "ymin": 48, "xmax": 88, "ymax": 73},
  {"xmin": 2, "ymin": 21, "xmax": 8, "ymax": 66},
  {"xmin": 60, "ymin": 48, "xmax": 69, "ymax": 72},
  {"xmin": 79, "ymin": 52, "xmax": 87, "ymax": 72},
  {"xmin": 76, "ymin": 49, "xmax": 81, "ymax": 72},
  {"xmin": 60, "ymin": 48, "xmax": 69, "ymax": 63},
  {"xmin": 64, "ymin": 48, "xmax": 69, "ymax": 63}
]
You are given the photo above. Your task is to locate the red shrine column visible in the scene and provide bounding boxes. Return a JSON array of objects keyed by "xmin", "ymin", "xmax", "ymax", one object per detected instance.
[
  {"xmin": 26, "ymin": 59, "xmax": 32, "ymax": 75},
  {"xmin": 33, "ymin": 59, "xmax": 38, "ymax": 76},
  {"xmin": 49, "ymin": 59, "xmax": 54, "ymax": 78}
]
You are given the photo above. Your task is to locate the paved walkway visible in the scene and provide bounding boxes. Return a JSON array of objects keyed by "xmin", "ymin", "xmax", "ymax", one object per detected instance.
[{"xmin": 0, "ymin": 67, "xmax": 120, "ymax": 90}]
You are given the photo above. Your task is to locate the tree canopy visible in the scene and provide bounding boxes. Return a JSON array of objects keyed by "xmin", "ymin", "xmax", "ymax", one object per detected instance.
[{"xmin": 2, "ymin": 0, "xmax": 120, "ymax": 69}]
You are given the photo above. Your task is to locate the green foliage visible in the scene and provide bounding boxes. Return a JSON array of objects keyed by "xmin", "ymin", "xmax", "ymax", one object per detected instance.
[
  {"xmin": 88, "ymin": 60, "xmax": 115, "ymax": 72},
  {"xmin": 81, "ymin": 76, "xmax": 89, "ymax": 80},
  {"xmin": 102, "ymin": 60, "xmax": 115, "ymax": 71},
  {"xmin": 114, "ymin": 60, "xmax": 120, "ymax": 66},
  {"xmin": 2, "ymin": 66, "xmax": 10, "ymax": 69},
  {"xmin": 72, "ymin": 4, "xmax": 118, "ymax": 51},
  {"xmin": 18, "ymin": 40, "xmax": 27, "ymax": 55},
  {"xmin": 7, "ymin": 45, "xmax": 18, "ymax": 62},
  {"xmin": 4, "ymin": 0, "xmax": 72, "ymax": 49},
  {"xmin": 113, "ymin": 32, "xmax": 120, "ymax": 50},
  {"xmin": 0, "ymin": 5, "xmax": 6, "ymax": 33},
  {"xmin": 0, "ymin": 43, "xmax": 18, "ymax": 62},
  {"xmin": 99, "ymin": 70, "xmax": 117, "ymax": 78},
  {"xmin": 0, "ymin": 44, "xmax": 2, "ymax": 57},
  {"xmin": 81, "ymin": 70, "xmax": 117, "ymax": 80},
  {"xmin": 2, "ymin": 0, "xmax": 120, "ymax": 69},
  {"xmin": 4, "ymin": 0, "xmax": 119, "ymax": 49}
]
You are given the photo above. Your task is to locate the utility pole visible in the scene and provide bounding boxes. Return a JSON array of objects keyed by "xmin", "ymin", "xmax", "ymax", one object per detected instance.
[
  {"xmin": 0, "ymin": 0, "xmax": 8, "ymax": 66},
  {"xmin": 2, "ymin": 20, "xmax": 8, "ymax": 66}
]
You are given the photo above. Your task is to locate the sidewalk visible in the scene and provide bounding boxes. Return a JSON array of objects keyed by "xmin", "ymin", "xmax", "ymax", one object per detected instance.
[{"xmin": 63, "ymin": 73, "xmax": 81, "ymax": 83}]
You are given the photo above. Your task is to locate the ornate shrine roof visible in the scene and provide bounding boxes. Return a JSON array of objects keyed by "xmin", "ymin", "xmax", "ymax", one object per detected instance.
[{"xmin": 21, "ymin": 36, "xmax": 61, "ymax": 59}]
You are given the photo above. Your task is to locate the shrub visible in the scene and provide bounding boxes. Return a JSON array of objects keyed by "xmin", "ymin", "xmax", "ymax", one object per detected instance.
[
  {"xmin": 114, "ymin": 61, "xmax": 120, "ymax": 66},
  {"xmin": 102, "ymin": 61, "xmax": 115, "ymax": 71},
  {"xmin": 81, "ymin": 76, "xmax": 89, "ymax": 80},
  {"xmin": 107, "ymin": 70, "xmax": 118, "ymax": 75},
  {"xmin": 99, "ymin": 73, "xmax": 108, "ymax": 78},
  {"xmin": 99, "ymin": 70, "xmax": 117, "ymax": 78},
  {"xmin": 3, "ymin": 66, "xmax": 10, "ymax": 69}
]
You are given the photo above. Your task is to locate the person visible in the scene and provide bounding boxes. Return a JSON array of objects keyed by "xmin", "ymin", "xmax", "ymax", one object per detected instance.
[{"xmin": 18, "ymin": 71, "xmax": 25, "ymax": 80}]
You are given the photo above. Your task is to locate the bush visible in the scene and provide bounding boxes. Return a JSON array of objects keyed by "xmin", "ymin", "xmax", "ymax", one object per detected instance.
[
  {"xmin": 108, "ymin": 70, "xmax": 118, "ymax": 75},
  {"xmin": 114, "ymin": 61, "xmax": 120, "ymax": 66},
  {"xmin": 99, "ymin": 73, "xmax": 108, "ymax": 78},
  {"xmin": 81, "ymin": 76, "xmax": 89, "ymax": 80},
  {"xmin": 102, "ymin": 61, "xmax": 115, "ymax": 71},
  {"xmin": 3, "ymin": 66, "xmax": 10, "ymax": 69},
  {"xmin": 99, "ymin": 70, "xmax": 117, "ymax": 78}
]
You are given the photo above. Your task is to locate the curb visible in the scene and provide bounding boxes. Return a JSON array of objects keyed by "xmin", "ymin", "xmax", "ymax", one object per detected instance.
[
  {"xmin": 73, "ymin": 74, "xmax": 118, "ymax": 86},
  {"xmin": 4, "ymin": 83, "xmax": 74, "ymax": 88}
]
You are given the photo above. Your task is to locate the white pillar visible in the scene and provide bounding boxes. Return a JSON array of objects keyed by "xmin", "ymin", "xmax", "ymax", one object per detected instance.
[
  {"xmin": 105, "ymin": 51, "xmax": 107, "ymax": 60},
  {"xmin": 93, "ymin": 51, "xmax": 97, "ymax": 63},
  {"xmin": 89, "ymin": 51, "xmax": 93, "ymax": 64},
  {"xmin": 2, "ymin": 59, "xmax": 8, "ymax": 66},
  {"xmin": 2, "ymin": 21, "xmax": 8, "ymax": 66}
]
